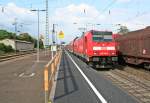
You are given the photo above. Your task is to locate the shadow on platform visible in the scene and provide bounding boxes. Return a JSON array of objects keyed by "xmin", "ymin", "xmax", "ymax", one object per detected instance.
[{"xmin": 54, "ymin": 53, "xmax": 78, "ymax": 100}]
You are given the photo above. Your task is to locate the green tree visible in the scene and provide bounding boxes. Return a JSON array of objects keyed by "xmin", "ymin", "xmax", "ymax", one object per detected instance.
[
  {"xmin": 0, "ymin": 30, "xmax": 16, "ymax": 40},
  {"xmin": 34, "ymin": 39, "xmax": 44, "ymax": 49},
  {"xmin": 118, "ymin": 26, "xmax": 130, "ymax": 35},
  {"xmin": 39, "ymin": 39, "xmax": 44, "ymax": 49}
]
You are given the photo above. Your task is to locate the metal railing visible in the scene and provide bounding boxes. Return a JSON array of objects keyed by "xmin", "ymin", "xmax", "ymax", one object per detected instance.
[{"xmin": 44, "ymin": 50, "xmax": 62, "ymax": 103}]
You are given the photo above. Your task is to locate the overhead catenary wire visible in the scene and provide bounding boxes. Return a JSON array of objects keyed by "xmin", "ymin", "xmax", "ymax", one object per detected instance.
[
  {"xmin": 0, "ymin": 3, "xmax": 45, "ymax": 30},
  {"xmin": 124, "ymin": 0, "xmax": 150, "ymax": 25},
  {"xmin": 125, "ymin": 10, "xmax": 150, "ymax": 23},
  {"xmin": 93, "ymin": 0, "xmax": 117, "ymax": 19}
]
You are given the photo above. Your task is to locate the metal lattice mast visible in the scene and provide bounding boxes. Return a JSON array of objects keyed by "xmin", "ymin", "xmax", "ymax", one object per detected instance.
[{"xmin": 45, "ymin": 0, "xmax": 49, "ymax": 47}]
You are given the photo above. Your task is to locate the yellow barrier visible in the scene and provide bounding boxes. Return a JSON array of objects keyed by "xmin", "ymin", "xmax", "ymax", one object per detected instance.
[
  {"xmin": 44, "ymin": 68, "xmax": 48, "ymax": 91},
  {"xmin": 44, "ymin": 51, "xmax": 62, "ymax": 103}
]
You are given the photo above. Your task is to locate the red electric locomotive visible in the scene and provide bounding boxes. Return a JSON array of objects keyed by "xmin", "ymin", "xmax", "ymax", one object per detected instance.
[{"xmin": 68, "ymin": 30, "xmax": 118, "ymax": 68}]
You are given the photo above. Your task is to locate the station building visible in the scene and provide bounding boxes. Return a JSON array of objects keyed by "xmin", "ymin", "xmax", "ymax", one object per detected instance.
[{"xmin": 0, "ymin": 39, "xmax": 34, "ymax": 51}]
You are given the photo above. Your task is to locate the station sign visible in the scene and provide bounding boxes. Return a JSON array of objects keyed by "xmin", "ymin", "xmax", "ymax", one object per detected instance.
[
  {"xmin": 58, "ymin": 31, "xmax": 64, "ymax": 38},
  {"xmin": 51, "ymin": 45, "xmax": 57, "ymax": 51}
]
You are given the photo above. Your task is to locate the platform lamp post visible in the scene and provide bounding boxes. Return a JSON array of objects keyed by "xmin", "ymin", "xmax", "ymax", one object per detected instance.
[
  {"xmin": 31, "ymin": 9, "xmax": 46, "ymax": 62},
  {"xmin": 114, "ymin": 24, "xmax": 121, "ymax": 28},
  {"xmin": 73, "ymin": 22, "xmax": 86, "ymax": 36},
  {"xmin": 73, "ymin": 22, "xmax": 101, "ymax": 32},
  {"xmin": 0, "ymin": 4, "xmax": 4, "ymax": 13},
  {"xmin": 86, "ymin": 23, "xmax": 101, "ymax": 31},
  {"xmin": 95, "ymin": 23, "xmax": 101, "ymax": 30}
]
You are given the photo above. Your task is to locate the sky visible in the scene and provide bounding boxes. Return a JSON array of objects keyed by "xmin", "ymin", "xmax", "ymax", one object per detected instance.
[{"xmin": 0, "ymin": 0, "xmax": 150, "ymax": 44}]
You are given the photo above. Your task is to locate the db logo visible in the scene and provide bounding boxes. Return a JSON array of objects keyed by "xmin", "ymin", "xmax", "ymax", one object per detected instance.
[{"xmin": 143, "ymin": 49, "xmax": 146, "ymax": 54}]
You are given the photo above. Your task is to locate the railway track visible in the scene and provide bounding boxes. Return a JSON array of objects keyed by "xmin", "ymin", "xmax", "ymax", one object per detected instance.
[
  {"xmin": 101, "ymin": 67, "xmax": 150, "ymax": 103},
  {"xmin": 122, "ymin": 66, "xmax": 150, "ymax": 81},
  {"xmin": 0, "ymin": 51, "xmax": 36, "ymax": 62}
]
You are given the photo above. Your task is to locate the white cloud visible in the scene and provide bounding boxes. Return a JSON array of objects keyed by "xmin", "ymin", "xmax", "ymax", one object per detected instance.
[
  {"xmin": 53, "ymin": 4, "xmax": 103, "ymax": 24},
  {"xmin": 52, "ymin": 4, "xmax": 150, "ymax": 42},
  {"xmin": 0, "ymin": 3, "xmax": 37, "ymax": 35},
  {"xmin": 1, "ymin": 2, "xmax": 150, "ymax": 44},
  {"xmin": 51, "ymin": 4, "xmax": 106, "ymax": 42},
  {"xmin": 122, "ymin": 12, "xmax": 150, "ymax": 30}
]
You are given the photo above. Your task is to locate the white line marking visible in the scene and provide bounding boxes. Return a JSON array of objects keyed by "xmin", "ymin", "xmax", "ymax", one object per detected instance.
[
  {"xmin": 66, "ymin": 51, "xmax": 107, "ymax": 103},
  {"xmin": 29, "ymin": 73, "xmax": 35, "ymax": 77},
  {"xmin": 19, "ymin": 73, "xmax": 24, "ymax": 77},
  {"xmin": 19, "ymin": 73, "xmax": 35, "ymax": 78},
  {"xmin": 23, "ymin": 73, "xmax": 35, "ymax": 78}
]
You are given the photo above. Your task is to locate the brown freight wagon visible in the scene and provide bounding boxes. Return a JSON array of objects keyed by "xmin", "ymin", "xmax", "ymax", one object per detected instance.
[{"xmin": 116, "ymin": 26, "xmax": 150, "ymax": 69}]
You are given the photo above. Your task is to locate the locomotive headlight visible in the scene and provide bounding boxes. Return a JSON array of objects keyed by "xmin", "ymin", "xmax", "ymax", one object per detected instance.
[
  {"xmin": 93, "ymin": 47, "xmax": 102, "ymax": 50},
  {"xmin": 112, "ymin": 52, "xmax": 115, "ymax": 55},
  {"xmin": 107, "ymin": 47, "xmax": 115, "ymax": 50},
  {"xmin": 94, "ymin": 53, "xmax": 97, "ymax": 55}
]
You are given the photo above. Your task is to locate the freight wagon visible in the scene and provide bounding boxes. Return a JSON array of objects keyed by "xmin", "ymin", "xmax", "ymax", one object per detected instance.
[
  {"xmin": 67, "ymin": 30, "xmax": 118, "ymax": 68},
  {"xmin": 116, "ymin": 26, "xmax": 150, "ymax": 69}
]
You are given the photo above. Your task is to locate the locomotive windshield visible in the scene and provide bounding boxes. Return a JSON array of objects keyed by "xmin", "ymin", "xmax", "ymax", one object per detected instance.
[{"xmin": 92, "ymin": 31, "xmax": 112, "ymax": 42}]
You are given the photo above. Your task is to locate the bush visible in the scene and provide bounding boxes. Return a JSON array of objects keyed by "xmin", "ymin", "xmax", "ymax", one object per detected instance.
[
  {"xmin": 5, "ymin": 45, "xmax": 14, "ymax": 52},
  {"xmin": 0, "ymin": 43, "xmax": 14, "ymax": 53},
  {"xmin": 0, "ymin": 50, "xmax": 5, "ymax": 55},
  {"xmin": 0, "ymin": 43, "xmax": 6, "ymax": 51}
]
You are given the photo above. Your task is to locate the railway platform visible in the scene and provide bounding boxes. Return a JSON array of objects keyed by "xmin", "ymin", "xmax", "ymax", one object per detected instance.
[
  {"xmin": 52, "ymin": 50, "xmax": 139, "ymax": 103},
  {"xmin": 0, "ymin": 51, "xmax": 52, "ymax": 103}
]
